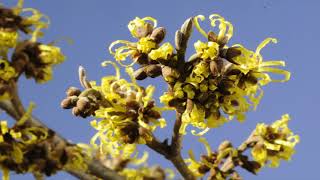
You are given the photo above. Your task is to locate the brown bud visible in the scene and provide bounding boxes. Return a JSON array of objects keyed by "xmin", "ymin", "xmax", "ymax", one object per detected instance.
[
  {"xmin": 66, "ymin": 87, "xmax": 81, "ymax": 97},
  {"xmin": 198, "ymin": 165, "xmax": 210, "ymax": 174},
  {"xmin": 175, "ymin": 30, "xmax": 184, "ymax": 51},
  {"xmin": 133, "ymin": 67, "xmax": 148, "ymax": 80},
  {"xmin": 72, "ymin": 107, "xmax": 81, "ymax": 116},
  {"xmin": 218, "ymin": 36, "xmax": 229, "ymax": 47},
  {"xmin": 245, "ymin": 75, "xmax": 258, "ymax": 85},
  {"xmin": 226, "ymin": 47, "xmax": 241, "ymax": 64},
  {"xmin": 76, "ymin": 97, "xmax": 90, "ymax": 111},
  {"xmin": 161, "ymin": 66, "xmax": 180, "ymax": 82},
  {"xmin": 150, "ymin": 27, "xmax": 166, "ymax": 44},
  {"xmin": 145, "ymin": 64, "xmax": 162, "ymax": 78},
  {"xmin": 146, "ymin": 110, "xmax": 161, "ymax": 119},
  {"xmin": 208, "ymin": 31, "xmax": 218, "ymax": 42},
  {"xmin": 135, "ymin": 23, "xmax": 153, "ymax": 38},
  {"xmin": 61, "ymin": 96, "xmax": 78, "ymax": 109},
  {"xmin": 132, "ymin": 53, "xmax": 148, "ymax": 64},
  {"xmin": 218, "ymin": 140, "xmax": 232, "ymax": 152},
  {"xmin": 181, "ymin": 17, "xmax": 193, "ymax": 38},
  {"xmin": 210, "ymin": 61, "xmax": 219, "ymax": 76}
]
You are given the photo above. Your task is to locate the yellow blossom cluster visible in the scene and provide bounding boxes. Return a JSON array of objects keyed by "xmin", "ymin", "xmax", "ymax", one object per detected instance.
[
  {"xmin": 0, "ymin": 60, "xmax": 16, "ymax": 82},
  {"xmin": 185, "ymin": 138, "xmax": 237, "ymax": 179},
  {"xmin": 160, "ymin": 14, "xmax": 290, "ymax": 135},
  {"xmin": 251, "ymin": 114, "xmax": 299, "ymax": 167},
  {"xmin": 89, "ymin": 62, "xmax": 166, "ymax": 155},
  {"xmin": 0, "ymin": 103, "xmax": 48, "ymax": 179},
  {"xmin": 16, "ymin": 41, "xmax": 65, "ymax": 83},
  {"xmin": 0, "ymin": 0, "xmax": 65, "ymax": 84},
  {"xmin": 109, "ymin": 16, "xmax": 175, "ymax": 67}
]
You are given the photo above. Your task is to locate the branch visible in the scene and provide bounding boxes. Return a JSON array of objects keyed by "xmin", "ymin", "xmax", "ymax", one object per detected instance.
[
  {"xmin": 146, "ymin": 17, "xmax": 197, "ymax": 180},
  {"xmin": 146, "ymin": 112, "xmax": 196, "ymax": 180},
  {"xmin": 220, "ymin": 131, "xmax": 258, "ymax": 173}
]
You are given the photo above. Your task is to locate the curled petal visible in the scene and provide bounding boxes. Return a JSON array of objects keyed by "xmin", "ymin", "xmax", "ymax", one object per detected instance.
[
  {"xmin": 194, "ymin": 15, "xmax": 208, "ymax": 38},
  {"xmin": 101, "ymin": 61, "xmax": 121, "ymax": 80}
]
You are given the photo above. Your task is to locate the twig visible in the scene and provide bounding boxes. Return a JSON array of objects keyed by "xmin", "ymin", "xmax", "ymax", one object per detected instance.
[
  {"xmin": 220, "ymin": 132, "xmax": 257, "ymax": 172},
  {"xmin": 146, "ymin": 112, "xmax": 196, "ymax": 180}
]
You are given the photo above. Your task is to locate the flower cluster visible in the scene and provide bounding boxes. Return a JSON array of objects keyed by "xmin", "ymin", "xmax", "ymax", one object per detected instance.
[
  {"xmin": 12, "ymin": 40, "xmax": 65, "ymax": 83},
  {"xmin": 0, "ymin": 0, "xmax": 49, "ymax": 52},
  {"xmin": 0, "ymin": 103, "xmax": 89, "ymax": 180},
  {"xmin": 0, "ymin": 59, "xmax": 16, "ymax": 100},
  {"xmin": 90, "ymin": 62, "xmax": 166, "ymax": 148},
  {"xmin": 109, "ymin": 16, "xmax": 176, "ymax": 79},
  {"xmin": 0, "ymin": 103, "xmax": 48, "ymax": 178},
  {"xmin": 0, "ymin": 0, "xmax": 65, "ymax": 84},
  {"xmin": 160, "ymin": 14, "xmax": 290, "ymax": 135},
  {"xmin": 251, "ymin": 114, "xmax": 299, "ymax": 167},
  {"xmin": 61, "ymin": 62, "xmax": 167, "ymax": 156}
]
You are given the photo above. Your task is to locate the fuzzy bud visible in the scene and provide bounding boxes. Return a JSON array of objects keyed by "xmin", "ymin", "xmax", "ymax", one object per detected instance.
[
  {"xmin": 175, "ymin": 30, "xmax": 184, "ymax": 51},
  {"xmin": 210, "ymin": 61, "xmax": 219, "ymax": 77},
  {"xmin": 208, "ymin": 31, "xmax": 218, "ymax": 42},
  {"xmin": 60, "ymin": 96, "xmax": 78, "ymax": 109},
  {"xmin": 145, "ymin": 64, "xmax": 162, "ymax": 78},
  {"xmin": 133, "ymin": 67, "xmax": 148, "ymax": 80},
  {"xmin": 72, "ymin": 107, "xmax": 81, "ymax": 116},
  {"xmin": 161, "ymin": 66, "xmax": 180, "ymax": 82},
  {"xmin": 181, "ymin": 17, "xmax": 193, "ymax": 39},
  {"xmin": 135, "ymin": 23, "xmax": 153, "ymax": 39},
  {"xmin": 66, "ymin": 87, "xmax": 81, "ymax": 97},
  {"xmin": 76, "ymin": 97, "xmax": 90, "ymax": 111},
  {"xmin": 150, "ymin": 27, "xmax": 166, "ymax": 44}
]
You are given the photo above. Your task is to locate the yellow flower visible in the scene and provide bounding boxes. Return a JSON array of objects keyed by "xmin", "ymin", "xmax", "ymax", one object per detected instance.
[
  {"xmin": 128, "ymin": 16, "xmax": 157, "ymax": 38},
  {"xmin": 109, "ymin": 38, "xmax": 156, "ymax": 66},
  {"xmin": 38, "ymin": 44, "xmax": 65, "ymax": 64},
  {"xmin": 0, "ymin": 60, "xmax": 16, "ymax": 81},
  {"xmin": 89, "ymin": 62, "xmax": 166, "ymax": 155},
  {"xmin": 231, "ymin": 38, "xmax": 290, "ymax": 85},
  {"xmin": 180, "ymin": 103, "xmax": 206, "ymax": 134},
  {"xmin": 0, "ymin": 29, "xmax": 18, "ymax": 49},
  {"xmin": 149, "ymin": 42, "xmax": 174, "ymax": 60},
  {"xmin": 194, "ymin": 14, "xmax": 233, "ymax": 44},
  {"xmin": 194, "ymin": 40, "xmax": 219, "ymax": 60},
  {"xmin": 251, "ymin": 114, "xmax": 299, "ymax": 167},
  {"xmin": 136, "ymin": 37, "xmax": 156, "ymax": 53}
]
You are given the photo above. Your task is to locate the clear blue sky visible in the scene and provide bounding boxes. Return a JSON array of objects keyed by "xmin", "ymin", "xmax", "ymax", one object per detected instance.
[{"xmin": 1, "ymin": 0, "xmax": 318, "ymax": 179}]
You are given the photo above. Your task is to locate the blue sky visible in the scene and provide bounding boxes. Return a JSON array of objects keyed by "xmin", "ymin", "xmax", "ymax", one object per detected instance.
[{"xmin": 1, "ymin": 0, "xmax": 318, "ymax": 179}]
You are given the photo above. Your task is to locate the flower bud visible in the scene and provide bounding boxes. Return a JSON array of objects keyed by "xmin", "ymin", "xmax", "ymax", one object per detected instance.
[
  {"xmin": 76, "ymin": 97, "xmax": 90, "ymax": 111},
  {"xmin": 72, "ymin": 107, "xmax": 81, "ymax": 116},
  {"xmin": 161, "ymin": 66, "xmax": 180, "ymax": 82},
  {"xmin": 210, "ymin": 61, "xmax": 219, "ymax": 76},
  {"xmin": 145, "ymin": 64, "xmax": 162, "ymax": 78},
  {"xmin": 150, "ymin": 27, "xmax": 166, "ymax": 44},
  {"xmin": 208, "ymin": 31, "xmax": 218, "ymax": 42},
  {"xmin": 198, "ymin": 165, "xmax": 210, "ymax": 174},
  {"xmin": 132, "ymin": 53, "xmax": 149, "ymax": 65},
  {"xmin": 181, "ymin": 17, "xmax": 193, "ymax": 39},
  {"xmin": 174, "ymin": 30, "xmax": 184, "ymax": 51},
  {"xmin": 60, "ymin": 96, "xmax": 78, "ymax": 109},
  {"xmin": 135, "ymin": 23, "xmax": 153, "ymax": 39},
  {"xmin": 66, "ymin": 87, "xmax": 81, "ymax": 97},
  {"xmin": 133, "ymin": 67, "xmax": 148, "ymax": 80},
  {"xmin": 225, "ymin": 47, "xmax": 241, "ymax": 64}
]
